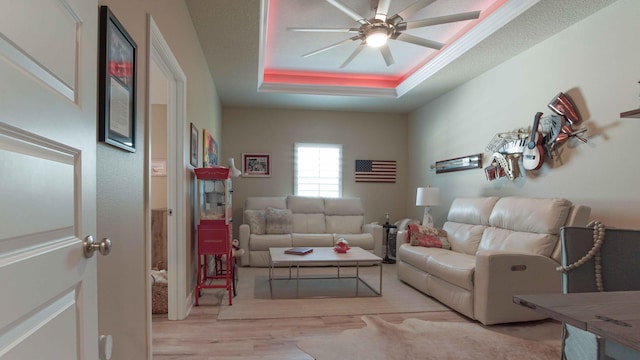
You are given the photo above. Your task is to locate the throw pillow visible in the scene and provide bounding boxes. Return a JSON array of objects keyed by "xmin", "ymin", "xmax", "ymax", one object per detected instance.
[
  {"xmin": 265, "ymin": 207, "xmax": 293, "ymax": 234},
  {"xmin": 408, "ymin": 223, "xmax": 451, "ymax": 249},
  {"xmin": 244, "ymin": 209, "xmax": 266, "ymax": 235}
]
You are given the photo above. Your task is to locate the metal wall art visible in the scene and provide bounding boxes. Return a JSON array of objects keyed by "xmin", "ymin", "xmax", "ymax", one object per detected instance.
[
  {"xmin": 484, "ymin": 91, "xmax": 588, "ymax": 182},
  {"xmin": 431, "ymin": 154, "xmax": 482, "ymax": 174}
]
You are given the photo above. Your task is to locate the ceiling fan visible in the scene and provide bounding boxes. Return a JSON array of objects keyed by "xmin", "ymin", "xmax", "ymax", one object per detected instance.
[{"xmin": 287, "ymin": 0, "xmax": 481, "ymax": 68}]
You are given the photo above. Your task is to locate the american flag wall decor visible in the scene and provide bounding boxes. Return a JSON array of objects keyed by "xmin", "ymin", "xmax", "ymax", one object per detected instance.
[{"xmin": 355, "ymin": 160, "xmax": 397, "ymax": 183}]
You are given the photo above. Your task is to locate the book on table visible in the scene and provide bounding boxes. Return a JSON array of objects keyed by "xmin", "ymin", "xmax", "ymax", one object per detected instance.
[{"xmin": 284, "ymin": 247, "xmax": 313, "ymax": 255}]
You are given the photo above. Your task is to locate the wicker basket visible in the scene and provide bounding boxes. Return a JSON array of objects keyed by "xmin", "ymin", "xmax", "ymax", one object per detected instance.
[{"xmin": 152, "ymin": 280, "xmax": 168, "ymax": 314}]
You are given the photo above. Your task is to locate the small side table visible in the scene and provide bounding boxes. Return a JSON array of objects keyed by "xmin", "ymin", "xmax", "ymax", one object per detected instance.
[{"xmin": 382, "ymin": 223, "xmax": 397, "ymax": 264}]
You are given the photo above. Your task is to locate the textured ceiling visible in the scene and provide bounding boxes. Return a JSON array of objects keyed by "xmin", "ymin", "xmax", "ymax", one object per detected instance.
[{"xmin": 185, "ymin": 0, "xmax": 617, "ymax": 113}]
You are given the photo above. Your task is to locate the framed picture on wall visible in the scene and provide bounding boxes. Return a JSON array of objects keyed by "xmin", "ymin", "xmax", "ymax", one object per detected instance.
[
  {"xmin": 242, "ymin": 153, "xmax": 271, "ymax": 177},
  {"xmin": 203, "ymin": 129, "xmax": 218, "ymax": 167},
  {"xmin": 190, "ymin": 123, "xmax": 198, "ymax": 167},
  {"xmin": 97, "ymin": 6, "xmax": 137, "ymax": 153}
]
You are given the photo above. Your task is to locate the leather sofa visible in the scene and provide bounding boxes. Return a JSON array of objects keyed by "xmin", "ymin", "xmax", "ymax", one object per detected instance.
[
  {"xmin": 238, "ymin": 196, "xmax": 383, "ymax": 267},
  {"xmin": 396, "ymin": 196, "xmax": 591, "ymax": 325}
]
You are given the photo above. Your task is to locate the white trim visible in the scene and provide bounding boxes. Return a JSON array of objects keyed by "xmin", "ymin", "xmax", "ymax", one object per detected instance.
[
  {"xmin": 258, "ymin": 82, "xmax": 398, "ymax": 98},
  {"xmin": 148, "ymin": 16, "xmax": 188, "ymax": 322}
]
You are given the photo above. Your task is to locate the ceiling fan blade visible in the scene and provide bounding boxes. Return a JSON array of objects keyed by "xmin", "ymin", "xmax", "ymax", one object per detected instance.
[
  {"xmin": 287, "ymin": 27, "xmax": 359, "ymax": 33},
  {"xmin": 403, "ymin": 11, "xmax": 481, "ymax": 29},
  {"xmin": 395, "ymin": 33, "xmax": 444, "ymax": 50},
  {"xmin": 302, "ymin": 37, "xmax": 358, "ymax": 58},
  {"xmin": 326, "ymin": 0, "xmax": 370, "ymax": 25},
  {"xmin": 390, "ymin": 0, "xmax": 436, "ymax": 23},
  {"xmin": 374, "ymin": 0, "xmax": 392, "ymax": 21},
  {"xmin": 379, "ymin": 44, "xmax": 394, "ymax": 66},
  {"xmin": 339, "ymin": 44, "xmax": 365, "ymax": 68}
]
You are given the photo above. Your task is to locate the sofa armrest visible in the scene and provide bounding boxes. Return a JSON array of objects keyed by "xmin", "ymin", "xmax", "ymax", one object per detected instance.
[
  {"xmin": 396, "ymin": 230, "xmax": 408, "ymax": 258},
  {"xmin": 362, "ymin": 223, "xmax": 383, "ymax": 257},
  {"xmin": 238, "ymin": 224, "xmax": 251, "ymax": 266},
  {"xmin": 474, "ymin": 250, "xmax": 561, "ymax": 325}
]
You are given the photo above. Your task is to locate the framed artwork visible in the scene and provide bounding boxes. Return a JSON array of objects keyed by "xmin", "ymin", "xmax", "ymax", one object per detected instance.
[
  {"xmin": 242, "ymin": 153, "xmax": 271, "ymax": 177},
  {"xmin": 190, "ymin": 123, "xmax": 198, "ymax": 167},
  {"xmin": 98, "ymin": 6, "xmax": 137, "ymax": 152},
  {"xmin": 203, "ymin": 129, "xmax": 218, "ymax": 167}
]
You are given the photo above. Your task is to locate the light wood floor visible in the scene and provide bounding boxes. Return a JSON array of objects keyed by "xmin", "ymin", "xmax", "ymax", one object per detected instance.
[{"xmin": 152, "ymin": 299, "xmax": 471, "ymax": 359}]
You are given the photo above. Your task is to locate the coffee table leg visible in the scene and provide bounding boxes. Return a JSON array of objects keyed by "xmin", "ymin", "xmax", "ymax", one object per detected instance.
[
  {"xmin": 269, "ymin": 261, "xmax": 273, "ymax": 299},
  {"xmin": 379, "ymin": 261, "xmax": 383, "ymax": 295},
  {"xmin": 296, "ymin": 264, "xmax": 300, "ymax": 298},
  {"xmin": 356, "ymin": 261, "xmax": 359, "ymax": 296}
]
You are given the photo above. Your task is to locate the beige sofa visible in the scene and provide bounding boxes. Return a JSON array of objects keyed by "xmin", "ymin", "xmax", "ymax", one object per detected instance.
[
  {"xmin": 238, "ymin": 196, "xmax": 383, "ymax": 267},
  {"xmin": 396, "ymin": 196, "xmax": 591, "ymax": 325}
]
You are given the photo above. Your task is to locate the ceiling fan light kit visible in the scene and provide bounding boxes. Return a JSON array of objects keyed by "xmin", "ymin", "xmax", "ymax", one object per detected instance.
[
  {"xmin": 288, "ymin": 0, "xmax": 481, "ymax": 68},
  {"xmin": 365, "ymin": 27, "xmax": 390, "ymax": 47}
]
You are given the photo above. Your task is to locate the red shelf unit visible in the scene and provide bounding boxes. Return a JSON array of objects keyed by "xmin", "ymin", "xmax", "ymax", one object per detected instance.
[{"xmin": 194, "ymin": 166, "xmax": 234, "ymax": 306}]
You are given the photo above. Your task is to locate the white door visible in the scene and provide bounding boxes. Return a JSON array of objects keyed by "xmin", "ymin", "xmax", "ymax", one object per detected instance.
[{"xmin": 0, "ymin": 0, "xmax": 101, "ymax": 358}]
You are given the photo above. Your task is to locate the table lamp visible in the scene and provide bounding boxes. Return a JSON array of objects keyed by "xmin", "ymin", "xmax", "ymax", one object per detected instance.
[{"xmin": 416, "ymin": 186, "xmax": 441, "ymax": 227}]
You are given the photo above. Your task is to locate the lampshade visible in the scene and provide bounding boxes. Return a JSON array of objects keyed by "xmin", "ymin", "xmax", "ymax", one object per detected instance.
[
  {"xmin": 416, "ymin": 186, "xmax": 441, "ymax": 227},
  {"xmin": 228, "ymin": 157, "xmax": 241, "ymax": 178},
  {"xmin": 416, "ymin": 187, "xmax": 441, "ymax": 207}
]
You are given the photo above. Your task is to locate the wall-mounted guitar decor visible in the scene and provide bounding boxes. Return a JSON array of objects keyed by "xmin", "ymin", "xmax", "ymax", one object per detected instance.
[{"xmin": 484, "ymin": 91, "xmax": 588, "ymax": 182}]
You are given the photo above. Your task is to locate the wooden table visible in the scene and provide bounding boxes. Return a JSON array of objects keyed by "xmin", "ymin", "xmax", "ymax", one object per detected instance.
[{"xmin": 513, "ymin": 291, "xmax": 640, "ymax": 352}]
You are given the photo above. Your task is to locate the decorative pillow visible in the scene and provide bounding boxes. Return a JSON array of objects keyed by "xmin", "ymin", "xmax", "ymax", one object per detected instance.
[
  {"xmin": 408, "ymin": 223, "xmax": 451, "ymax": 249},
  {"xmin": 244, "ymin": 209, "xmax": 266, "ymax": 235},
  {"xmin": 265, "ymin": 207, "xmax": 293, "ymax": 234}
]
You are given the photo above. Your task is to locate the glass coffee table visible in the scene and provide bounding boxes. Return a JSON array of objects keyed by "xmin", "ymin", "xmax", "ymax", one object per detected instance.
[{"xmin": 268, "ymin": 246, "xmax": 383, "ymax": 298}]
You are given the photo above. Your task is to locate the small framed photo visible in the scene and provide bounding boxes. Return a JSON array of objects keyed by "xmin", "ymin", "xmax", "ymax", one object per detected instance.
[
  {"xmin": 98, "ymin": 6, "xmax": 137, "ymax": 152},
  {"xmin": 190, "ymin": 123, "xmax": 198, "ymax": 167},
  {"xmin": 242, "ymin": 153, "xmax": 271, "ymax": 177}
]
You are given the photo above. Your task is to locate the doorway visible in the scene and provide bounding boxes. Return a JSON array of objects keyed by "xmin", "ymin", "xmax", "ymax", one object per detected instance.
[{"xmin": 148, "ymin": 16, "xmax": 188, "ymax": 322}]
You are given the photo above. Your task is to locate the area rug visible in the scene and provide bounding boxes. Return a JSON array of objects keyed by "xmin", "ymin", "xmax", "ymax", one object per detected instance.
[
  {"xmin": 298, "ymin": 315, "xmax": 562, "ymax": 360},
  {"xmin": 210, "ymin": 264, "xmax": 449, "ymax": 320}
]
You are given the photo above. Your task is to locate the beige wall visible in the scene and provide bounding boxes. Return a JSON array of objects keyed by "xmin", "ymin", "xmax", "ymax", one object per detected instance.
[
  {"xmin": 222, "ymin": 107, "xmax": 409, "ymax": 236},
  {"xmin": 96, "ymin": 0, "xmax": 221, "ymax": 358},
  {"xmin": 408, "ymin": 0, "xmax": 640, "ymax": 228}
]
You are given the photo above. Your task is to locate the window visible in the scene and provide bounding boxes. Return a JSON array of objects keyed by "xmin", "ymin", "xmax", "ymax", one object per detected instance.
[{"xmin": 294, "ymin": 143, "xmax": 342, "ymax": 197}]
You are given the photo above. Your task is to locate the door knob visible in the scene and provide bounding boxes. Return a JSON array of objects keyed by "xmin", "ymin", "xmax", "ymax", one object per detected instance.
[{"xmin": 83, "ymin": 235, "xmax": 112, "ymax": 258}]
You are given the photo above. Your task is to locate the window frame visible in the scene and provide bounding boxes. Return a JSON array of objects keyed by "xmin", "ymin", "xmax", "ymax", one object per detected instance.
[{"xmin": 294, "ymin": 142, "xmax": 342, "ymax": 198}]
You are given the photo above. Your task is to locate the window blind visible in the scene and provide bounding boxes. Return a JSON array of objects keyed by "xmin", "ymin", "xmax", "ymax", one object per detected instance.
[{"xmin": 294, "ymin": 143, "xmax": 342, "ymax": 197}]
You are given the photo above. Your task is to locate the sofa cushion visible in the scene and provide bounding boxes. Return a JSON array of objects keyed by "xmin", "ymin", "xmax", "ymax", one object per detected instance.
[
  {"xmin": 333, "ymin": 233, "xmax": 374, "ymax": 250},
  {"xmin": 326, "ymin": 215, "xmax": 363, "ymax": 234},
  {"xmin": 265, "ymin": 207, "xmax": 293, "ymax": 234},
  {"xmin": 324, "ymin": 197, "xmax": 364, "ymax": 216},
  {"xmin": 426, "ymin": 252, "xmax": 476, "ymax": 291},
  {"xmin": 248, "ymin": 234, "xmax": 292, "ymax": 250},
  {"xmin": 447, "ymin": 197, "xmax": 499, "ymax": 226},
  {"xmin": 478, "ymin": 227, "xmax": 559, "ymax": 257},
  {"xmin": 488, "ymin": 197, "xmax": 571, "ymax": 234},
  {"xmin": 287, "ymin": 196, "xmax": 325, "ymax": 213},
  {"xmin": 291, "ymin": 233, "xmax": 333, "ymax": 247},
  {"xmin": 397, "ymin": 244, "xmax": 446, "ymax": 272},
  {"xmin": 408, "ymin": 223, "xmax": 451, "ymax": 249},
  {"xmin": 441, "ymin": 222, "xmax": 486, "ymax": 255},
  {"xmin": 292, "ymin": 213, "xmax": 326, "ymax": 233},
  {"xmin": 244, "ymin": 209, "xmax": 266, "ymax": 235},
  {"xmin": 245, "ymin": 196, "xmax": 287, "ymax": 210}
]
